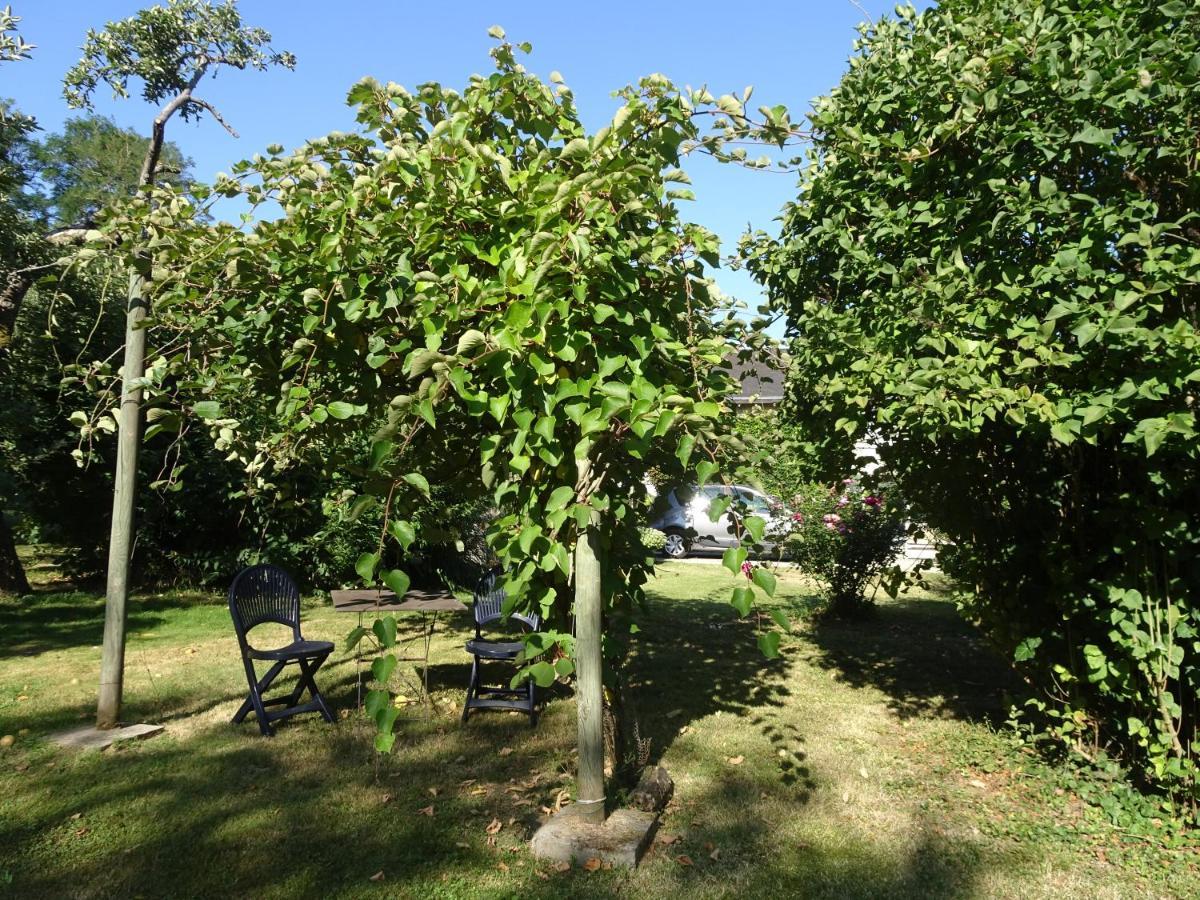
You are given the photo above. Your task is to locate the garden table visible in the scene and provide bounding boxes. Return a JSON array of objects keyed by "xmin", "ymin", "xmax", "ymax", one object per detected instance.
[{"xmin": 330, "ymin": 588, "xmax": 466, "ymax": 716}]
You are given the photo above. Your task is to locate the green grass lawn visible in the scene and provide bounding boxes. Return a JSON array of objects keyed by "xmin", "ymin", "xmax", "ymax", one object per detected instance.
[{"xmin": 1, "ymin": 554, "xmax": 1195, "ymax": 898}]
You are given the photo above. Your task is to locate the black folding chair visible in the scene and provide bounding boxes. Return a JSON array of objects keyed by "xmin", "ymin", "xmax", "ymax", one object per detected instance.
[
  {"xmin": 228, "ymin": 564, "xmax": 336, "ymax": 737},
  {"xmin": 462, "ymin": 569, "xmax": 541, "ymax": 726}
]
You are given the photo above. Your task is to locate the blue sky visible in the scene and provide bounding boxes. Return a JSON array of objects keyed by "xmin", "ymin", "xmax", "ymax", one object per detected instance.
[{"xmin": 12, "ymin": 0, "xmax": 925, "ymax": 316}]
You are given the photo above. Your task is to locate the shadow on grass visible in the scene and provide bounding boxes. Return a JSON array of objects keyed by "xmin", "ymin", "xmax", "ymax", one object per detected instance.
[
  {"xmin": 0, "ymin": 589, "xmax": 229, "ymax": 661},
  {"xmin": 626, "ymin": 593, "xmax": 812, "ymax": 793},
  {"xmin": 806, "ymin": 595, "xmax": 1018, "ymax": 723}
]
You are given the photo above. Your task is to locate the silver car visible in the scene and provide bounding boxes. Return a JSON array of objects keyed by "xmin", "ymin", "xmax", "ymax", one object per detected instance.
[{"xmin": 649, "ymin": 484, "xmax": 785, "ymax": 559}]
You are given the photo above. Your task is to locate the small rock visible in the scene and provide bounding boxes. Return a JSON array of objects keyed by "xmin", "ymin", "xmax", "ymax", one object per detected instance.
[{"xmin": 0, "ymin": 734, "xmax": 14, "ymax": 749}]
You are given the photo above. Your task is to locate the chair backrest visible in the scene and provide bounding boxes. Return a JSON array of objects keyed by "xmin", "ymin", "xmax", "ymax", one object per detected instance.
[
  {"xmin": 473, "ymin": 569, "xmax": 540, "ymax": 636},
  {"xmin": 228, "ymin": 564, "xmax": 302, "ymax": 647}
]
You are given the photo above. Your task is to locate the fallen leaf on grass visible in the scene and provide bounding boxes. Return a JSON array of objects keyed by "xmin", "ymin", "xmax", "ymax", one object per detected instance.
[
  {"xmin": 498, "ymin": 746, "xmax": 514, "ymax": 756},
  {"xmin": 709, "ymin": 848, "xmax": 721, "ymax": 861},
  {"xmin": 675, "ymin": 854, "xmax": 694, "ymax": 866},
  {"xmin": 656, "ymin": 832, "xmax": 680, "ymax": 845},
  {"xmin": 497, "ymin": 861, "xmax": 510, "ymax": 873},
  {"xmin": 969, "ymin": 779, "xmax": 986, "ymax": 789},
  {"xmin": 553, "ymin": 861, "xmax": 571, "ymax": 872},
  {"xmin": 727, "ymin": 755, "xmax": 744, "ymax": 766},
  {"xmin": 381, "ymin": 794, "xmax": 393, "ymax": 804},
  {"xmin": 428, "ymin": 787, "xmax": 439, "ymax": 797},
  {"xmin": 74, "ymin": 827, "xmax": 89, "ymax": 838},
  {"xmin": 417, "ymin": 805, "xmax": 434, "ymax": 816},
  {"xmin": 455, "ymin": 842, "xmax": 470, "ymax": 849},
  {"xmin": 369, "ymin": 871, "xmax": 384, "ymax": 882},
  {"xmin": 486, "ymin": 817, "xmax": 503, "ymax": 835},
  {"xmin": 859, "ymin": 767, "xmax": 869, "ymax": 779},
  {"xmin": 582, "ymin": 857, "xmax": 602, "ymax": 872},
  {"xmin": 536, "ymin": 869, "xmax": 549, "ymax": 880}
]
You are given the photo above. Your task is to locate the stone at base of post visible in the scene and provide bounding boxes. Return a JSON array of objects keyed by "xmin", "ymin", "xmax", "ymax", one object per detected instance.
[{"xmin": 530, "ymin": 802, "xmax": 658, "ymax": 869}]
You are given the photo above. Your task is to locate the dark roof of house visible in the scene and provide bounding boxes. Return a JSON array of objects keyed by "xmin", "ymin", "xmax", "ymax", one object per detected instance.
[{"xmin": 727, "ymin": 353, "xmax": 787, "ymax": 404}]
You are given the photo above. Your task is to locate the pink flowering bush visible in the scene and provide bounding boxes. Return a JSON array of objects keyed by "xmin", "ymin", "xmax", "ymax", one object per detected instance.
[{"xmin": 776, "ymin": 479, "xmax": 906, "ymax": 617}]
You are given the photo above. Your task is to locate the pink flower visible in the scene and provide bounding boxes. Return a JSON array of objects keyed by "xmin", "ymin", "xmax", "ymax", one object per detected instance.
[
  {"xmin": 836, "ymin": 496, "xmax": 850, "ymax": 508},
  {"xmin": 740, "ymin": 561, "xmax": 754, "ymax": 579},
  {"xmin": 822, "ymin": 513, "xmax": 843, "ymax": 531},
  {"xmin": 791, "ymin": 512, "xmax": 804, "ymax": 523},
  {"xmin": 863, "ymin": 495, "xmax": 881, "ymax": 508}
]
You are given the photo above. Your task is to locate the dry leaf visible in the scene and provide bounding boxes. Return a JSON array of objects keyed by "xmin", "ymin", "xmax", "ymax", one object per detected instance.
[
  {"xmin": 417, "ymin": 805, "xmax": 434, "ymax": 816},
  {"xmin": 582, "ymin": 857, "xmax": 602, "ymax": 872},
  {"xmin": 553, "ymin": 861, "xmax": 571, "ymax": 872},
  {"xmin": 428, "ymin": 787, "xmax": 439, "ymax": 797},
  {"xmin": 709, "ymin": 848, "xmax": 721, "ymax": 861},
  {"xmin": 497, "ymin": 861, "xmax": 510, "ymax": 873},
  {"xmin": 486, "ymin": 817, "xmax": 503, "ymax": 835},
  {"xmin": 703, "ymin": 841, "xmax": 715, "ymax": 852},
  {"xmin": 74, "ymin": 827, "xmax": 89, "ymax": 838},
  {"xmin": 859, "ymin": 767, "xmax": 869, "ymax": 779},
  {"xmin": 69, "ymin": 813, "xmax": 82, "ymax": 821},
  {"xmin": 498, "ymin": 746, "xmax": 514, "ymax": 756},
  {"xmin": 471, "ymin": 787, "xmax": 488, "ymax": 796},
  {"xmin": 656, "ymin": 832, "xmax": 680, "ymax": 845},
  {"xmin": 381, "ymin": 793, "xmax": 393, "ymax": 804},
  {"xmin": 455, "ymin": 841, "xmax": 470, "ymax": 849},
  {"xmin": 536, "ymin": 869, "xmax": 549, "ymax": 880},
  {"xmin": 841, "ymin": 791, "xmax": 850, "ymax": 803},
  {"xmin": 675, "ymin": 854, "xmax": 694, "ymax": 867},
  {"xmin": 369, "ymin": 871, "xmax": 384, "ymax": 882},
  {"xmin": 727, "ymin": 755, "xmax": 744, "ymax": 766},
  {"xmin": 969, "ymin": 779, "xmax": 986, "ymax": 789}
]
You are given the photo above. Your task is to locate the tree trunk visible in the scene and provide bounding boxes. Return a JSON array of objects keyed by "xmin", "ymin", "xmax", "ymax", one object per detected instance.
[
  {"xmin": 0, "ymin": 511, "xmax": 30, "ymax": 595},
  {"xmin": 96, "ymin": 269, "xmax": 147, "ymax": 728},
  {"xmin": 573, "ymin": 468, "xmax": 606, "ymax": 824},
  {"xmin": 96, "ymin": 64, "xmax": 207, "ymax": 730}
]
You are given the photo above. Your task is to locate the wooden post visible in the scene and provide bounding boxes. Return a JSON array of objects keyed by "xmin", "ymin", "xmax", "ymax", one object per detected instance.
[
  {"xmin": 96, "ymin": 269, "xmax": 146, "ymax": 728},
  {"xmin": 573, "ymin": 473, "xmax": 606, "ymax": 824}
]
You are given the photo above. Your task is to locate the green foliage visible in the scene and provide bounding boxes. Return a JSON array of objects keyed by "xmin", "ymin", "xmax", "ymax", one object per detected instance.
[
  {"xmin": 29, "ymin": 116, "xmax": 193, "ymax": 226},
  {"xmin": 638, "ymin": 526, "xmax": 666, "ymax": 553},
  {"xmin": 776, "ymin": 480, "xmax": 905, "ymax": 617},
  {"xmin": 730, "ymin": 405, "xmax": 820, "ymax": 499},
  {"xmin": 746, "ymin": 0, "xmax": 1200, "ymax": 799},
  {"xmin": 105, "ymin": 35, "xmax": 798, "ymax": 750},
  {"xmin": 63, "ymin": 0, "xmax": 294, "ymax": 118}
]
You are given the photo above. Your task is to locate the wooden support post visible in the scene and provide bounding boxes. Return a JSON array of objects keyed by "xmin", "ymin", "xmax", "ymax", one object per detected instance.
[
  {"xmin": 96, "ymin": 269, "xmax": 147, "ymax": 729},
  {"xmin": 573, "ymin": 464, "xmax": 606, "ymax": 824}
]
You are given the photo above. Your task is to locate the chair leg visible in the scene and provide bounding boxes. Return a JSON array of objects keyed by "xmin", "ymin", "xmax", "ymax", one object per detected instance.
[
  {"xmin": 462, "ymin": 656, "xmax": 479, "ymax": 723},
  {"xmin": 296, "ymin": 655, "xmax": 336, "ymax": 723},
  {"xmin": 528, "ymin": 679, "xmax": 538, "ymax": 727},
  {"xmin": 234, "ymin": 658, "xmax": 286, "ymax": 737}
]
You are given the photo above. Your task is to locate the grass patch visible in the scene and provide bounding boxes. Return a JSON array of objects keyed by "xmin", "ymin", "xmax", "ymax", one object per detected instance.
[{"xmin": 0, "ymin": 557, "xmax": 1194, "ymax": 897}]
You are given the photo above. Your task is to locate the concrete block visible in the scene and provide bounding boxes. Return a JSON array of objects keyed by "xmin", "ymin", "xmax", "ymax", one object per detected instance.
[{"xmin": 50, "ymin": 723, "xmax": 164, "ymax": 751}]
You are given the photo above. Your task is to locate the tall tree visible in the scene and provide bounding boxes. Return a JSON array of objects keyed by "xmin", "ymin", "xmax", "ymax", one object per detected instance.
[
  {"xmin": 0, "ymin": 5, "xmax": 38, "ymax": 594},
  {"xmin": 127, "ymin": 31, "xmax": 797, "ymax": 815},
  {"xmin": 62, "ymin": 0, "xmax": 293, "ymax": 729},
  {"xmin": 745, "ymin": 0, "xmax": 1200, "ymax": 795},
  {"xmin": 30, "ymin": 116, "xmax": 193, "ymax": 227}
]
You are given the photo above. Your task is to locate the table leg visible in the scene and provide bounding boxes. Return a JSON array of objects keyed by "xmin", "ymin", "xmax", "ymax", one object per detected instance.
[{"xmin": 355, "ymin": 611, "xmax": 363, "ymax": 709}]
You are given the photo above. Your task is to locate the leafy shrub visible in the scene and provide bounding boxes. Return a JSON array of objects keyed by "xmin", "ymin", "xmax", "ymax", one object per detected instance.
[
  {"xmin": 775, "ymin": 479, "xmax": 905, "ymax": 617},
  {"xmin": 638, "ymin": 526, "xmax": 666, "ymax": 554},
  {"xmin": 745, "ymin": 0, "xmax": 1200, "ymax": 800}
]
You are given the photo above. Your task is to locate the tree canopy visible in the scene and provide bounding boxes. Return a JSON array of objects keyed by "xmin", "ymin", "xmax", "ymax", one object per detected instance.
[
  {"xmin": 746, "ymin": 0, "xmax": 1200, "ymax": 796},
  {"xmin": 96, "ymin": 32, "xmax": 794, "ymax": 752}
]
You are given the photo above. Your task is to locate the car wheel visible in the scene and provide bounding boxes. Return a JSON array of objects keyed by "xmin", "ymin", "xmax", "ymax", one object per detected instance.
[{"xmin": 662, "ymin": 530, "xmax": 690, "ymax": 559}]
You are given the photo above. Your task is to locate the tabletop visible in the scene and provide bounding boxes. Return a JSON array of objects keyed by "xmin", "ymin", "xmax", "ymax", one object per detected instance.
[{"xmin": 330, "ymin": 588, "xmax": 467, "ymax": 614}]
